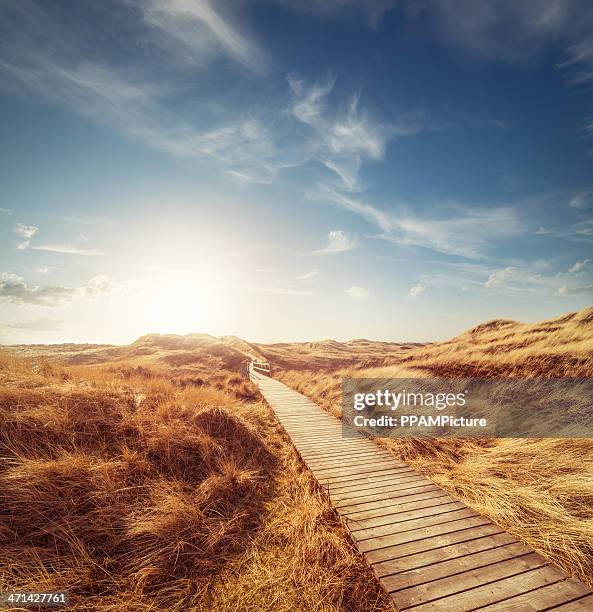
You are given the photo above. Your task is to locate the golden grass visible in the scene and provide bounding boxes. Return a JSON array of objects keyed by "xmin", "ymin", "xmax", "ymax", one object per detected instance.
[
  {"xmin": 0, "ymin": 353, "xmax": 392, "ymax": 611},
  {"xmin": 276, "ymin": 306, "xmax": 593, "ymax": 588},
  {"xmin": 396, "ymin": 306, "xmax": 593, "ymax": 378}
]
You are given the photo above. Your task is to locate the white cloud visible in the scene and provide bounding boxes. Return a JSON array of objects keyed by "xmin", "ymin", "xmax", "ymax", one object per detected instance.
[
  {"xmin": 0, "ymin": 207, "xmax": 11, "ymax": 214},
  {"xmin": 0, "ymin": 272, "xmax": 118, "ymax": 307},
  {"xmin": 568, "ymin": 258, "xmax": 590, "ymax": 273},
  {"xmin": 137, "ymin": 0, "xmax": 266, "ymax": 72},
  {"xmin": 288, "ymin": 76, "xmax": 393, "ymax": 192},
  {"xmin": 14, "ymin": 223, "xmax": 38, "ymax": 250},
  {"xmin": 31, "ymin": 244, "xmax": 104, "ymax": 256},
  {"xmin": 308, "ymin": 185, "xmax": 395, "ymax": 233},
  {"xmin": 569, "ymin": 189, "xmax": 593, "ymax": 209},
  {"xmin": 11, "ymin": 222, "xmax": 103, "ymax": 255},
  {"xmin": 296, "ymin": 268, "xmax": 319, "ymax": 280},
  {"xmin": 535, "ymin": 226, "xmax": 549, "ymax": 235},
  {"xmin": 35, "ymin": 266, "xmax": 55, "ymax": 274},
  {"xmin": 420, "ymin": 1, "xmax": 575, "ymax": 63},
  {"xmin": 485, "ymin": 266, "xmax": 516, "ymax": 288},
  {"xmin": 313, "ymin": 230, "xmax": 359, "ymax": 255},
  {"xmin": 160, "ymin": 118, "xmax": 293, "ymax": 184},
  {"xmin": 345, "ymin": 285, "xmax": 369, "ymax": 300},
  {"xmin": 310, "ymin": 188, "xmax": 523, "ymax": 258},
  {"xmin": 406, "ymin": 283, "xmax": 426, "ymax": 299},
  {"xmin": 560, "ymin": 39, "xmax": 593, "ymax": 86},
  {"xmin": 546, "ymin": 218, "xmax": 593, "ymax": 244},
  {"xmin": 556, "ymin": 284, "xmax": 593, "ymax": 296}
]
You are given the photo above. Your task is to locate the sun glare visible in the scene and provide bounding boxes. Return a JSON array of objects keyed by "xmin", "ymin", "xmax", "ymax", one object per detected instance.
[{"xmin": 144, "ymin": 283, "xmax": 215, "ymax": 335}]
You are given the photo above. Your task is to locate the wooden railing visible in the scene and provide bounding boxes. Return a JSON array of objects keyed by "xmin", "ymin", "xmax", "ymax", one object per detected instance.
[{"xmin": 249, "ymin": 360, "xmax": 271, "ymax": 377}]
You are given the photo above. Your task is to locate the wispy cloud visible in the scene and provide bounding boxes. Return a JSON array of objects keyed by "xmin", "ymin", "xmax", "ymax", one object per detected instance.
[
  {"xmin": 569, "ymin": 189, "xmax": 593, "ymax": 209},
  {"xmin": 345, "ymin": 285, "xmax": 369, "ymax": 300},
  {"xmin": 485, "ymin": 266, "xmax": 517, "ymax": 288},
  {"xmin": 560, "ymin": 38, "xmax": 593, "ymax": 86},
  {"xmin": 157, "ymin": 118, "xmax": 297, "ymax": 184},
  {"xmin": 0, "ymin": 207, "xmax": 11, "ymax": 214},
  {"xmin": 11, "ymin": 220, "xmax": 104, "ymax": 255},
  {"xmin": 556, "ymin": 284, "xmax": 593, "ymax": 296},
  {"xmin": 568, "ymin": 258, "xmax": 590, "ymax": 273},
  {"xmin": 288, "ymin": 75, "xmax": 394, "ymax": 192},
  {"xmin": 136, "ymin": 0, "xmax": 266, "ymax": 72},
  {"xmin": 406, "ymin": 283, "xmax": 426, "ymax": 299},
  {"xmin": 313, "ymin": 230, "xmax": 359, "ymax": 255},
  {"xmin": 310, "ymin": 187, "xmax": 523, "ymax": 259},
  {"xmin": 0, "ymin": 272, "xmax": 117, "ymax": 307},
  {"xmin": 420, "ymin": 1, "xmax": 575, "ymax": 63},
  {"xmin": 307, "ymin": 185, "xmax": 394, "ymax": 232},
  {"xmin": 0, "ymin": 3, "xmax": 281, "ymax": 184},
  {"xmin": 295, "ymin": 268, "xmax": 319, "ymax": 280},
  {"xmin": 14, "ymin": 223, "xmax": 38, "ymax": 250},
  {"xmin": 31, "ymin": 244, "xmax": 104, "ymax": 256},
  {"xmin": 542, "ymin": 218, "xmax": 593, "ymax": 244},
  {"xmin": 557, "ymin": 22, "xmax": 593, "ymax": 143}
]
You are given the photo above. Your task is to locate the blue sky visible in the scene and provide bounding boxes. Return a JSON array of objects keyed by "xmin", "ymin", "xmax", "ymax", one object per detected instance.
[{"xmin": 1, "ymin": 0, "xmax": 593, "ymax": 344}]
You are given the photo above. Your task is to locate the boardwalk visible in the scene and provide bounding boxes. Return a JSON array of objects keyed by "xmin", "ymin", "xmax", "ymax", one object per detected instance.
[{"xmin": 249, "ymin": 364, "xmax": 593, "ymax": 611}]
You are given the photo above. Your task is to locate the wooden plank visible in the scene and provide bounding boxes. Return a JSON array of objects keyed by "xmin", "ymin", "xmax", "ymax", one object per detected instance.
[
  {"xmin": 407, "ymin": 565, "xmax": 568, "ymax": 611},
  {"xmin": 306, "ymin": 451, "xmax": 395, "ymax": 468},
  {"xmin": 330, "ymin": 477, "xmax": 432, "ymax": 502},
  {"xmin": 313, "ymin": 460, "xmax": 410, "ymax": 479},
  {"xmin": 329, "ymin": 472, "xmax": 422, "ymax": 496},
  {"xmin": 392, "ymin": 552, "xmax": 549, "ymax": 610},
  {"xmin": 364, "ymin": 522, "xmax": 501, "ymax": 565},
  {"xmin": 478, "ymin": 578, "xmax": 593, "ymax": 611},
  {"xmin": 321, "ymin": 467, "xmax": 416, "ymax": 487},
  {"xmin": 353, "ymin": 508, "xmax": 479, "ymax": 543},
  {"xmin": 380, "ymin": 541, "xmax": 532, "ymax": 594},
  {"xmin": 347, "ymin": 501, "xmax": 466, "ymax": 532},
  {"xmin": 334, "ymin": 484, "xmax": 441, "ymax": 508},
  {"xmin": 299, "ymin": 448, "xmax": 381, "ymax": 460},
  {"xmin": 372, "ymin": 531, "xmax": 518, "ymax": 578},
  {"xmin": 357, "ymin": 514, "xmax": 487, "ymax": 554},
  {"xmin": 345, "ymin": 493, "xmax": 456, "ymax": 523}
]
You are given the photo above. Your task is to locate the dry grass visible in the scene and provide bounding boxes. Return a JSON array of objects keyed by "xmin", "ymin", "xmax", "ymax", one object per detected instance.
[
  {"xmin": 276, "ymin": 307, "xmax": 593, "ymax": 588},
  {"xmin": 0, "ymin": 354, "xmax": 392, "ymax": 611},
  {"xmin": 398, "ymin": 306, "xmax": 593, "ymax": 378}
]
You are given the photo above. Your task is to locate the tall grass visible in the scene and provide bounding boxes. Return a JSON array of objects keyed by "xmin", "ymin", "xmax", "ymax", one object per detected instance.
[{"xmin": 0, "ymin": 354, "xmax": 392, "ymax": 611}]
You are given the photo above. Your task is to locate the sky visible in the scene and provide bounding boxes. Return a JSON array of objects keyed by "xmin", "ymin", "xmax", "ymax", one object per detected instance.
[{"xmin": 1, "ymin": 0, "xmax": 593, "ymax": 345}]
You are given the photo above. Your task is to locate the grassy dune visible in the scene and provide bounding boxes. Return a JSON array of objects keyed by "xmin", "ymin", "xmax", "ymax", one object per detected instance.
[
  {"xmin": 277, "ymin": 307, "xmax": 593, "ymax": 587},
  {"xmin": 0, "ymin": 355, "xmax": 391, "ymax": 611}
]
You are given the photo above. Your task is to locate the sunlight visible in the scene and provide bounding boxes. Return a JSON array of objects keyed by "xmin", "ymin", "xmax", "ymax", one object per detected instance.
[{"xmin": 144, "ymin": 283, "xmax": 215, "ymax": 335}]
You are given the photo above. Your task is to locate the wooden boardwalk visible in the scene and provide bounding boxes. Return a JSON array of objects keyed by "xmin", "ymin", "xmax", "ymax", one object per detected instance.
[{"xmin": 249, "ymin": 365, "xmax": 593, "ymax": 611}]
